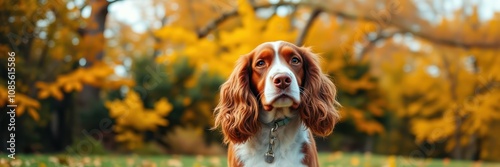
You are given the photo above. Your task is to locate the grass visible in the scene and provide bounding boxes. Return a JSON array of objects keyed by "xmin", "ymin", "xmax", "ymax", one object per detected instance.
[{"xmin": 1, "ymin": 152, "xmax": 500, "ymax": 167}]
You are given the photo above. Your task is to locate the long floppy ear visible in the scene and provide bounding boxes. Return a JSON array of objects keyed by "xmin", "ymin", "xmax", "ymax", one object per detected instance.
[
  {"xmin": 213, "ymin": 53, "xmax": 260, "ymax": 144},
  {"xmin": 298, "ymin": 47, "xmax": 341, "ymax": 137}
]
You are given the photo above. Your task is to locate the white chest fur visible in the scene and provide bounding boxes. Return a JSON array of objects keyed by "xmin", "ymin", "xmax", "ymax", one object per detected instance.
[{"xmin": 233, "ymin": 119, "xmax": 310, "ymax": 167}]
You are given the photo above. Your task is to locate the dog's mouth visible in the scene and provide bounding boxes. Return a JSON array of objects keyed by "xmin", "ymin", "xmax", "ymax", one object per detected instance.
[{"xmin": 263, "ymin": 94, "xmax": 299, "ymax": 111}]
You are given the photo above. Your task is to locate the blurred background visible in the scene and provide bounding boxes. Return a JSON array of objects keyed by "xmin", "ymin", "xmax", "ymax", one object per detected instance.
[{"xmin": 1, "ymin": 0, "xmax": 500, "ymax": 166}]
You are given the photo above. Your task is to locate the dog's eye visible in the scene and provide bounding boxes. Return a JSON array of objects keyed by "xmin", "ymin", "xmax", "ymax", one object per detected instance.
[
  {"xmin": 291, "ymin": 57, "xmax": 300, "ymax": 64},
  {"xmin": 256, "ymin": 60, "xmax": 266, "ymax": 67}
]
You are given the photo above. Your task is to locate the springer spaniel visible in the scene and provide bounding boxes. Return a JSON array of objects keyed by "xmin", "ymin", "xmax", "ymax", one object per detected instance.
[{"xmin": 214, "ymin": 41, "xmax": 340, "ymax": 167}]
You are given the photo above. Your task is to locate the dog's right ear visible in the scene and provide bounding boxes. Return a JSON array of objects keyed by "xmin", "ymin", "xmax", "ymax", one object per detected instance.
[{"xmin": 213, "ymin": 52, "xmax": 260, "ymax": 144}]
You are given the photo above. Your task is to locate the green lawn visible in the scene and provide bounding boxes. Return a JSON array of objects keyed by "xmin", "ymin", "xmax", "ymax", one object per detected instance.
[{"xmin": 1, "ymin": 152, "xmax": 500, "ymax": 167}]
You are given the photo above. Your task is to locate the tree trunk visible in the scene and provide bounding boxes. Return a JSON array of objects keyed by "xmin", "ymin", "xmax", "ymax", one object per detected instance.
[
  {"xmin": 52, "ymin": 93, "xmax": 73, "ymax": 151},
  {"xmin": 441, "ymin": 53, "xmax": 464, "ymax": 160},
  {"xmin": 451, "ymin": 112, "xmax": 462, "ymax": 159},
  {"xmin": 463, "ymin": 134, "xmax": 479, "ymax": 160},
  {"xmin": 72, "ymin": 0, "xmax": 110, "ymax": 150},
  {"xmin": 364, "ymin": 136, "xmax": 374, "ymax": 153}
]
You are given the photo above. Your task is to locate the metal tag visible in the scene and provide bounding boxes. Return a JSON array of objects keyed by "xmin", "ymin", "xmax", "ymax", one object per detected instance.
[{"xmin": 265, "ymin": 153, "xmax": 274, "ymax": 163}]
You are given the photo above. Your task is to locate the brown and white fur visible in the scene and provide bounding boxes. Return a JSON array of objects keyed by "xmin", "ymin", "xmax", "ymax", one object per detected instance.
[{"xmin": 213, "ymin": 41, "xmax": 340, "ymax": 167}]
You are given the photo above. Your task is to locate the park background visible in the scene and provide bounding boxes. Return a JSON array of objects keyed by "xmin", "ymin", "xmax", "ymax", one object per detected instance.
[{"xmin": 1, "ymin": 0, "xmax": 500, "ymax": 166}]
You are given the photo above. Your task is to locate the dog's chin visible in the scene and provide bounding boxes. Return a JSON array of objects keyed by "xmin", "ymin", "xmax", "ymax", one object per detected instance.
[
  {"xmin": 263, "ymin": 96, "xmax": 299, "ymax": 111},
  {"xmin": 259, "ymin": 96, "xmax": 299, "ymax": 123}
]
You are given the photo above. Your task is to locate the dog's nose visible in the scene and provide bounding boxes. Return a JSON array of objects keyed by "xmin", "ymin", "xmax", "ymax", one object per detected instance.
[{"xmin": 273, "ymin": 74, "xmax": 291, "ymax": 89}]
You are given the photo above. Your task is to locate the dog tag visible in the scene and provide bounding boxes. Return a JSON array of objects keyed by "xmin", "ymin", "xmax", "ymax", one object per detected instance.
[{"xmin": 265, "ymin": 152, "xmax": 274, "ymax": 163}]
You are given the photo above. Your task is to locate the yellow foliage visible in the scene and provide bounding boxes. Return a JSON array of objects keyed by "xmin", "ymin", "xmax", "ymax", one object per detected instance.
[
  {"xmin": 36, "ymin": 82, "xmax": 64, "ymax": 101},
  {"xmin": 154, "ymin": 0, "xmax": 390, "ymax": 135},
  {"xmin": 114, "ymin": 130, "xmax": 144, "ymax": 150},
  {"xmin": 28, "ymin": 108, "xmax": 40, "ymax": 121},
  {"xmin": 342, "ymin": 107, "xmax": 384, "ymax": 135},
  {"xmin": 337, "ymin": 74, "xmax": 375, "ymax": 94},
  {"xmin": 182, "ymin": 97, "xmax": 191, "ymax": 106},
  {"xmin": 367, "ymin": 102, "xmax": 384, "ymax": 117},
  {"xmin": 155, "ymin": 0, "xmax": 296, "ymax": 78},
  {"xmin": 411, "ymin": 116, "xmax": 456, "ymax": 144},
  {"xmin": 381, "ymin": 43, "xmax": 500, "ymax": 154},
  {"xmin": 154, "ymin": 26, "xmax": 198, "ymax": 44},
  {"xmin": 0, "ymin": 87, "xmax": 40, "ymax": 121},
  {"xmin": 463, "ymin": 89, "xmax": 500, "ymax": 136},
  {"xmin": 36, "ymin": 62, "xmax": 135, "ymax": 100},
  {"xmin": 105, "ymin": 90, "xmax": 172, "ymax": 150}
]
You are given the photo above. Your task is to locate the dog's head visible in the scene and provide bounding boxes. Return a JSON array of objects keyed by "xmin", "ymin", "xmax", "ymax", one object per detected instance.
[{"xmin": 214, "ymin": 41, "xmax": 340, "ymax": 143}]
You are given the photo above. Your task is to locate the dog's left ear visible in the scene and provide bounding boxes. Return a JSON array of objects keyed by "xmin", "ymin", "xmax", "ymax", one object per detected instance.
[{"xmin": 298, "ymin": 47, "xmax": 341, "ymax": 137}]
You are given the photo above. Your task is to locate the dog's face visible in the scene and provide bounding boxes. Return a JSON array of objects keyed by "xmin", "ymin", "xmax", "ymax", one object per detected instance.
[
  {"xmin": 249, "ymin": 41, "xmax": 304, "ymax": 122},
  {"xmin": 214, "ymin": 41, "xmax": 340, "ymax": 144}
]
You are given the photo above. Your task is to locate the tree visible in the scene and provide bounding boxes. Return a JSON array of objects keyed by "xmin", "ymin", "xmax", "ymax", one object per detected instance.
[
  {"xmin": 152, "ymin": 0, "xmax": 500, "ymax": 159},
  {"xmin": 153, "ymin": 0, "xmax": 389, "ymax": 152},
  {"xmin": 0, "ymin": 0, "xmax": 132, "ymax": 152},
  {"xmin": 377, "ymin": 4, "xmax": 500, "ymax": 160}
]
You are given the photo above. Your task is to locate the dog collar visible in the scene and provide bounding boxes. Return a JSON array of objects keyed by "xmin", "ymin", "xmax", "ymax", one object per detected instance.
[
  {"xmin": 266, "ymin": 117, "xmax": 291, "ymax": 128},
  {"xmin": 264, "ymin": 117, "xmax": 291, "ymax": 163}
]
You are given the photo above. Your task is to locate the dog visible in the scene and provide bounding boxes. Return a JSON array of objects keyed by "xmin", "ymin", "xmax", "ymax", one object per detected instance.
[{"xmin": 214, "ymin": 41, "xmax": 340, "ymax": 167}]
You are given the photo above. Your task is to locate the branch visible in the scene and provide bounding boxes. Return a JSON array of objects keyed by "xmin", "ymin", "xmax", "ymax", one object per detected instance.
[
  {"xmin": 197, "ymin": 9, "xmax": 238, "ymax": 38},
  {"xmin": 357, "ymin": 29, "xmax": 400, "ymax": 61},
  {"xmin": 295, "ymin": 9, "xmax": 321, "ymax": 46},
  {"xmin": 475, "ymin": 81, "xmax": 500, "ymax": 96},
  {"xmin": 197, "ymin": 2, "xmax": 297, "ymax": 38},
  {"xmin": 197, "ymin": 1, "xmax": 500, "ymax": 49},
  {"xmin": 311, "ymin": 5, "xmax": 500, "ymax": 49}
]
